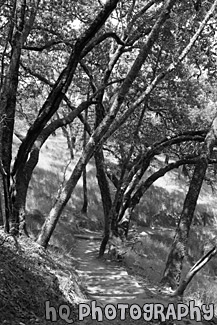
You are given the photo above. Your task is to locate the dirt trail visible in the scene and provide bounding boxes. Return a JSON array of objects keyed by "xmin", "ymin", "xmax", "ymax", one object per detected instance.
[{"xmin": 73, "ymin": 232, "xmax": 148, "ymax": 306}]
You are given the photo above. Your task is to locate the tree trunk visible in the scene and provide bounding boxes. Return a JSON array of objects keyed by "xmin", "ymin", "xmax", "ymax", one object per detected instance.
[
  {"xmin": 0, "ymin": 39, "xmax": 22, "ymax": 230},
  {"xmin": 81, "ymin": 108, "xmax": 88, "ymax": 215},
  {"xmin": 36, "ymin": 158, "xmax": 87, "ymax": 248},
  {"xmin": 0, "ymin": 183, "xmax": 3, "ymax": 226},
  {"xmin": 11, "ymin": 166, "xmax": 32, "ymax": 235},
  {"xmin": 0, "ymin": 159, "xmax": 11, "ymax": 233},
  {"xmin": 95, "ymin": 149, "xmax": 112, "ymax": 256},
  {"xmin": 56, "ymin": 110, "xmax": 76, "ymax": 161},
  {"xmin": 81, "ymin": 167, "xmax": 88, "ymax": 215},
  {"xmin": 118, "ymin": 206, "xmax": 133, "ymax": 238},
  {"xmin": 0, "ymin": 162, "xmax": 7, "ymax": 229},
  {"xmin": 94, "ymin": 98, "xmax": 113, "ymax": 257}
]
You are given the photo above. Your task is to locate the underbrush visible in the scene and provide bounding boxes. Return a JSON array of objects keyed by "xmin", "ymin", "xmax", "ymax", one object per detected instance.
[
  {"xmin": 185, "ymin": 279, "xmax": 217, "ymax": 315},
  {"xmin": 123, "ymin": 234, "xmax": 170, "ymax": 283},
  {"xmin": 121, "ymin": 225, "xmax": 217, "ymax": 311}
]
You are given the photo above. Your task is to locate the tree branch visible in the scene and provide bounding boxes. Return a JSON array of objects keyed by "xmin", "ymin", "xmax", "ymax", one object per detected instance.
[
  {"xmin": 126, "ymin": 0, "xmax": 156, "ymax": 37},
  {"xmin": 20, "ymin": 62, "xmax": 92, "ymax": 135},
  {"xmin": 23, "ymin": 39, "xmax": 72, "ymax": 51},
  {"xmin": 101, "ymin": 0, "xmax": 217, "ymax": 143},
  {"xmin": 173, "ymin": 246, "xmax": 217, "ymax": 297},
  {"xmin": 23, "ymin": 100, "xmax": 92, "ymax": 180},
  {"xmin": 131, "ymin": 157, "xmax": 199, "ymax": 207},
  {"xmin": 126, "ymin": 131, "xmax": 206, "ymax": 190},
  {"xmin": 81, "ymin": 32, "xmax": 125, "ymax": 59}
]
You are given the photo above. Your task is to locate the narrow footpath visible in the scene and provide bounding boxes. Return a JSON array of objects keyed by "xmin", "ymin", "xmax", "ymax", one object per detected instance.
[
  {"xmin": 72, "ymin": 231, "xmax": 211, "ymax": 325},
  {"xmin": 73, "ymin": 231, "xmax": 146, "ymax": 306}
]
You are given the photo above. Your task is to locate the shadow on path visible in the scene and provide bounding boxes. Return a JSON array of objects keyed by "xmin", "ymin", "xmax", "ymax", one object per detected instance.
[
  {"xmin": 72, "ymin": 232, "xmax": 212, "ymax": 325},
  {"xmin": 73, "ymin": 232, "xmax": 146, "ymax": 305}
]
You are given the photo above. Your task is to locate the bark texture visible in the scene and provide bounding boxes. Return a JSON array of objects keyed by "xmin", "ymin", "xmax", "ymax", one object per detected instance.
[
  {"xmin": 81, "ymin": 108, "xmax": 88, "ymax": 215},
  {"xmin": 96, "ymin": 149, "xmax": 112, "ymax": 256}
]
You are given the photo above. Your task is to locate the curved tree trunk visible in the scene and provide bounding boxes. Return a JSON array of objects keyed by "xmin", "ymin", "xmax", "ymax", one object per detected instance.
[{"xmin": 174, "ymin": 246, "xmax": 216, "ymax": 297}]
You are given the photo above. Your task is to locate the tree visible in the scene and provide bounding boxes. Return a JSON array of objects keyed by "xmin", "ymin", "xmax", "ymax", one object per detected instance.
[
  {"xmin": 0, "ymin": 0, "xmax": 40, "ymax": 231},
  {"xmin": 161, "ymin": 114, "xmax": 217, "ymax": 289}
]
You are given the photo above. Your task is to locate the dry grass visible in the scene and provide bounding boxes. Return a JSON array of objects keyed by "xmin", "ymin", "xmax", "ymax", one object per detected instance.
[{"xmin": 185, "ymin": 279, "xmax": 217, "ymax": 315}]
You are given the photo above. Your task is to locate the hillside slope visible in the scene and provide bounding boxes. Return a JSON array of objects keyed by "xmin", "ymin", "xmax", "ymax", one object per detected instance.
[
  {"xmin": 13, "ymin": 131, "xmax": 217, "ymax": 244},
  {"xmin": 0, "ymin": 228, "xmax": 89, "ymax": 324}
]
